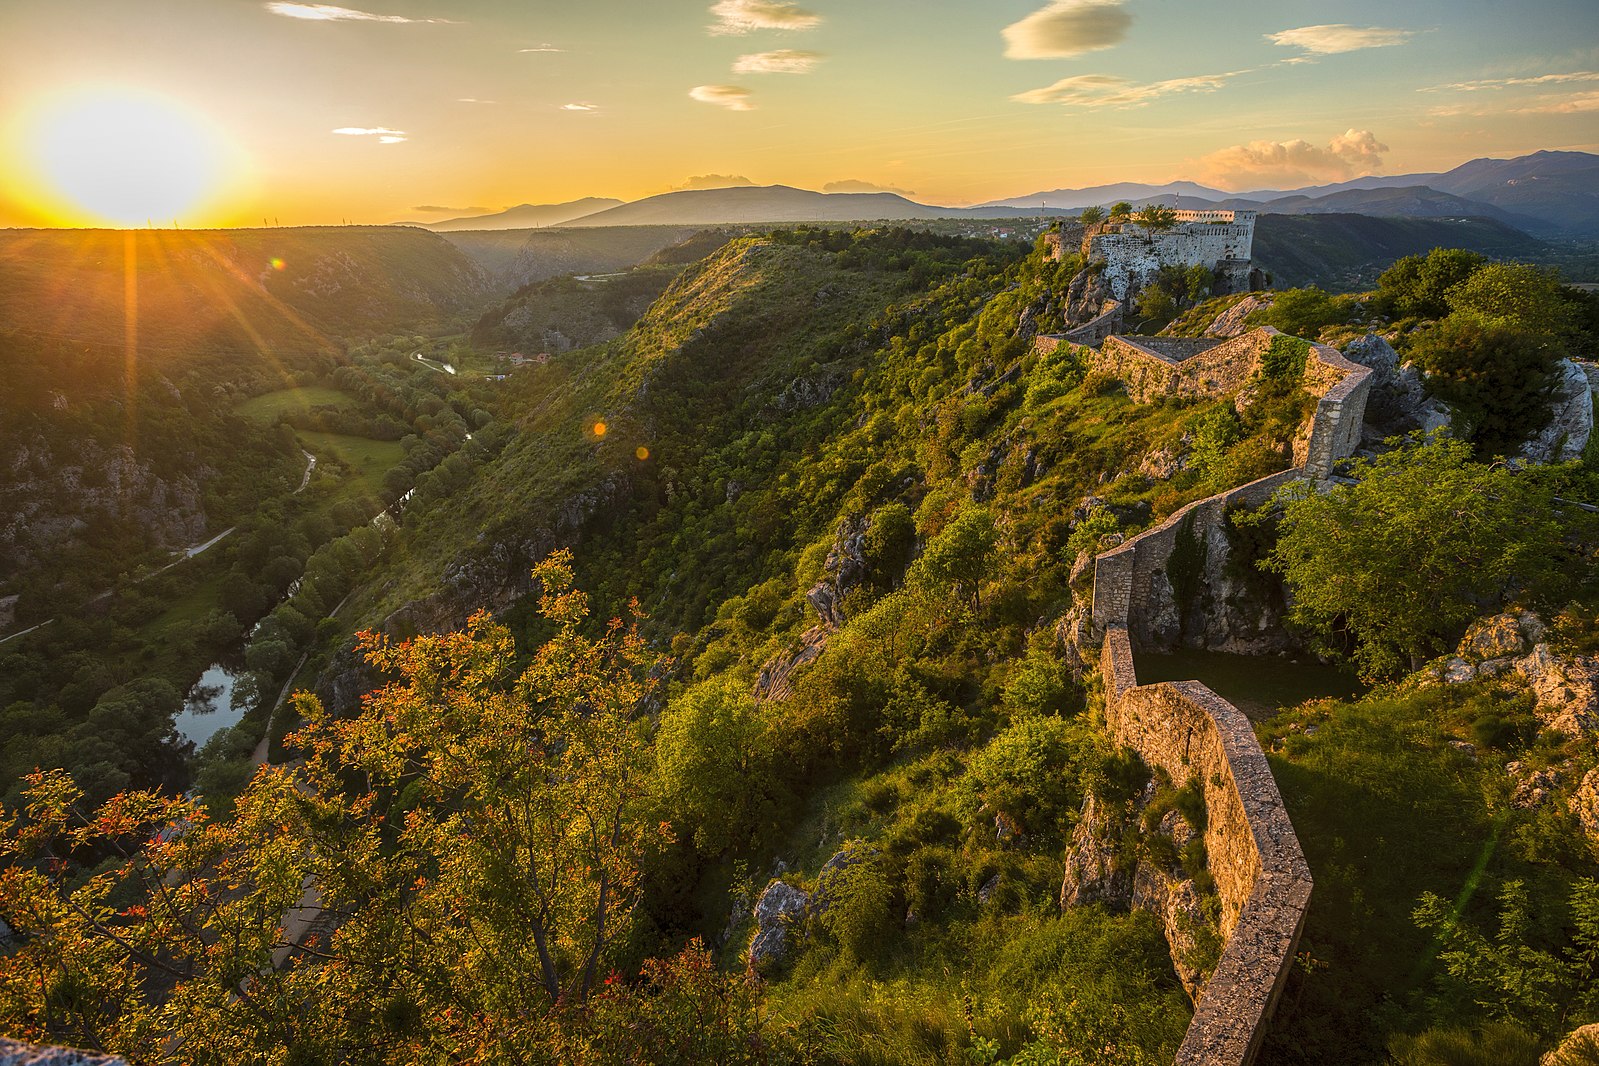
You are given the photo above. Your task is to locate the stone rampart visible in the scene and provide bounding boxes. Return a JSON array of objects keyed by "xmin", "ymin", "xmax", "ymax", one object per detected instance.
[
  {"xmin": 1097, "ymin": 637, "xmax": 1313, "ymax": 1066},
  {"xmin": 1035, "ymin": 300, "xmax": 1125, "ymax": 355},
  {"xmin": 1079, "ymin": 332, "xmax": 1371, "ymax": 1064}
]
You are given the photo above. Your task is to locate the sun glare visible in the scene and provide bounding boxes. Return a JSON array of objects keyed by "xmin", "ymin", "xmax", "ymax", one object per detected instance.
[{"xmin": 25, "ymin": 89, "xmax": 229, "ymax": 226}]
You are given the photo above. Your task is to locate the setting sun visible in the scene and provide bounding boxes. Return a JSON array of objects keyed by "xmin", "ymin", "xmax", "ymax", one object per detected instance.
[{"xmin": 23, "ymin": 89, "xmax": 230, "ymax": 226}]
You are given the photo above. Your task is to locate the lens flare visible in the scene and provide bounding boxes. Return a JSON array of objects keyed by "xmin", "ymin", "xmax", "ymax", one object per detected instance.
[
  {"xmin": 635, "ymin": 446, "xmax": 650, "ymax": 461},
  {"xmin": 592, "ymin": 420, "xmax": 607, "ymax": 438},
  {"xmin": 270, "ymin": 257, "xmax": 287, "ymax": 271}
]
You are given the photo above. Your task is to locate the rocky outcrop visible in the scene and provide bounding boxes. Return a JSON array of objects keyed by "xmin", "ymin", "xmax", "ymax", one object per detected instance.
[
  {"xmin": 1431, "ymin": 611, "xmax": 1599, "ymax": 739},
  {"xmin": 1516, "ymin": 358, "xmax": 1594, "ymax": 465},
  {"xmin": 747, "ymin": 880, "xmax": 809, "ymax": 971},
  {"xmin": 1059, "ymin": 786, "xmax": 1217, "ymax": 1002},
  {"xmin": 1060, "ymin": 792, "xmax": 1137, "ymax": 909},
  {"xmin": 1201, "ymin": 294, "xmax": 1273, "ymax": 339},
  {"xmin": 755, "ymin": 516, "xmax": 872, "ymax": 701},
  {"xmin": 0, "ymin": 1040, "xmax": 127, "ymax": 1066},
  {"xmin": 1544, "ymin": 1022, "xmax": 1599, "ymax": 1066},
  {"xmin": 1132, "ymin": 860, "xmax": 1215, "ymax": 1001},
  {"xmin": 1570, "ymin": 770, "xmax": 1599, "ymax": 852},
  {"xmin": 1341, "ymin": 334, "xmax": 1452, "ymax": 445}
]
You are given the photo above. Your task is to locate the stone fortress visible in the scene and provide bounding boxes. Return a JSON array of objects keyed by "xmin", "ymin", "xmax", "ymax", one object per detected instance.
[{"xmin": 1077, "ymin": 209, "xmax": 1262, "ymax": 301}]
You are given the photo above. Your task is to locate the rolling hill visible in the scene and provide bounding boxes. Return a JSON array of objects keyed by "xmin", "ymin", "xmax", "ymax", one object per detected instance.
[{"xmin": 406, "ymin": 198, "xmax": 626, "ymax": 232}]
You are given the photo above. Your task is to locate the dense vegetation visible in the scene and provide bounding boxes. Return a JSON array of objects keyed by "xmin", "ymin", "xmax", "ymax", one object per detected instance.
[{"xmin": 3, "ymin": 225, "xmax": 1599, "ymax": 1064}]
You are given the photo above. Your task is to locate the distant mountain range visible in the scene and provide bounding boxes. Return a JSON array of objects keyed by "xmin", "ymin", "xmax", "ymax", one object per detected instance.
[
  {"xmin": 406, "ymin": 198, "xmax": 625, "ymax": 231},
  {"xmin": 394, "ymin": 151, "xmax": 1599, "ymax": 237}
]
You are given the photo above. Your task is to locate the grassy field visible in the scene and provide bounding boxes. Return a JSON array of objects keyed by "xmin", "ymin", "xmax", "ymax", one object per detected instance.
[
  {"xmin": 236, "ymin": 385, "xmax": 354, "ymax": 422},
  {"xmin": 296, "ymin": 429, "xmax": 407, "ymax": 503}
]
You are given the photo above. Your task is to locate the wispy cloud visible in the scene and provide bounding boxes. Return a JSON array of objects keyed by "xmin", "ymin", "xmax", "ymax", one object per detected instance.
[
  {"xmin": 824, "ymin": 179, "xmax": 915, "ymax": 196},
  {"xmin": 674, "ymin": 174, "xmax": 756, "ymax": 190},
  {"xmin": 518, "ymin": 43, "xmax": 565, "ymax": 53},
  {"xmin": 265, "ymin": 3, "xmax": 453, "ymax": 23},
  {"xmin": 1421, "ymin": 70, "xmax": 1599, "ymax": 92},
  {"xmin": 733, "ymin": 49, "xmax": 823, "ymax": 74},
  {"xmin": 708, "ymin": 0, "xmax": 820, "ymax": 36},
  {"xmin": 1195, "ymin": 129, "xmax": 1389, "ymax": 187},
  {"xmin": 1429, "ymin": 90, "xmax": 1599, "ymax": 117},
  {"xmin": 689, "ymin": 84, "xmax": 755, "ymax": 110},
  {"xmin": 560, "ymin": 102, "xmax": 599, "ymax": 112},
  {"xmin": 1003, "ymin": 0, "xmax": 1132, "ymax": 60},
  {"xmin": 1012, "ymin": 70, "xmax": 1243, "ymax": 107},
  {"xmin": 333, "ymin": 126, "xmax": 407, "ymax": 143},
  {"xmin": 457, "ymin": 98, "xmax": 496, "ymax": 104},
  {"xmin": 1267, "ymin": 24, "xmax": 1413, "ymax": 55}
]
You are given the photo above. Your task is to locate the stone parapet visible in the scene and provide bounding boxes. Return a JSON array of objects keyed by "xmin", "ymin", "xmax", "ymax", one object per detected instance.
[{"xmin": 1077, "ymin": 326, "xmax": 1372, "ymax": 1064}]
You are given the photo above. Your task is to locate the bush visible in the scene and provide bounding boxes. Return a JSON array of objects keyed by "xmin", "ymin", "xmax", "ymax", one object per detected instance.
[{"xmin": 1409, "ymin": 316, "xmax": 1562, "ymax": 455}]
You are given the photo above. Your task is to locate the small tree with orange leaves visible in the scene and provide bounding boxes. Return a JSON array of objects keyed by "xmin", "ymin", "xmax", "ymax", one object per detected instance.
[{"xmin": 0, "ymin": 550, "xmax": 674, "ymax": 1063}]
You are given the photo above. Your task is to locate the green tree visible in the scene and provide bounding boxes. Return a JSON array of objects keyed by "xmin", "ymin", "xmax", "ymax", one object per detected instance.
[
  {"xmin": 1258, "ymin": 434, "xmax": 1560, "ymax": 679},
  {"xmin": 1374, "ymin": 247, "xmax": 1487, "ymax": 319},
  {"xmin": 1135, "ymin": 203, "xmax": 1177, "ymax": 230},
  {"xmin": 1446, "ymin": 261, "xmax": 1577, "ymax": 336},
  {"xmin": 909, "ymin": 504, "xmax": 997, "ymax": 611},
  {"xmin": 1109, "ymin": 201, "xmax": 1133, "ymax": 219},
  {"xmin": 1078, "ymin": 205, "xmax": 1106, "ymax": 225},
  {"xmin": 1409, "ymin": 316, "xmax": 1562, "ymax": 455}
]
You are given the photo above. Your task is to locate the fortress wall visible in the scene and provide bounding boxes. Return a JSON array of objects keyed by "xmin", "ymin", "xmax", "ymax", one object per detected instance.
[
  {"xmin": 1082, "ymin": 334, "xmax": 1370, "ymax": 1065},
  {"xmin": 1083, "ymin": 217, "xmax": 1258, "ymax": 301}
]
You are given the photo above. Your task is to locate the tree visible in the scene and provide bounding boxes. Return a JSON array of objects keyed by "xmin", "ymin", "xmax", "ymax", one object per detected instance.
[
  {"xmin": 1446, "ymin": 262, "xmax": 1577, "ymax": 337},
  {"xmin": 909, "ymin": 504, "xmax": 997, "ymax": 611},
  {"xmin": 1373, "ymin": 247, "xmax": 1487, "ymax": 319},
  {"xmin": 0, "ymin": 551, "xmax": 671, "ymax": 1061},
  {"xmin": 1257, "ymin": 434, "xmax": 1560, "ymax": 679},
  {"xmin": 1109, "ymin": 201, "xmax": 1134, "ymax": 220},
  {"xmin": 1078, "ymin": 205, "xmax": 1106, "ymax": 225},
  {"xmin": 1135, "ymin": 203, "xmax": 1177, "ymax": 231},
  {"xmin": 1409, "ymin": 316, "xmax": 1562, "ymax": 455}
]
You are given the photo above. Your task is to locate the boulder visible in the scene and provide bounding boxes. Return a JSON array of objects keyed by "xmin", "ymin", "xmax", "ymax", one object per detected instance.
[
  {"xmin": 0, "ymin": 1039, "xmax": 128, "ymax": 1066},
  {"xmin": 1459, "ymin": 610, "xmax": 1545, "ymax": 662},
  {"xmin": 1516, "ymin": 358, "xmax": 1594, "ymax": 465},
  {"xmin": 1505, "ymin": 760, "xmax": 1564, "ymax": 810},
  {"xmin": 1131, "ymin": 861, "xmax": 1214, "ymax": 1001},
  {"xmin": 1342, "ymin": 334, "xmax": 1453, "ymax": 444},
  {"xmin": 747, "ymin": 880, "xmax": 810, "ymax": 971}
]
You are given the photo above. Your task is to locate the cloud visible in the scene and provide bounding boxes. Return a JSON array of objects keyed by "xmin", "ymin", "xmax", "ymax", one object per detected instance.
[
  {"xmin": 689, "ymin": 84, "xmax": 755, "ymax": 110},
  {"xmin": 457, "ymin": 98, "xmax": 496, "ymax": 104},
  {"xmin": 708, "ymin": 0, "xmax": 820, "ymax": 36},
  {"xmin": 518, "ymin": 44, "xmax": 565, "ymax": 53},
  {"xmin": 333, "ymin": 126, "xmax": 407, "ymax": 143},
  {"xmin": 1195, "ymin": 129, "xmax": 1389, "ymax": 188},
  {"xmin": 674, "ymin": 175, "xmax": 756, "ymax": 190},
  {"xmin": 1003, "ymin": 0, "xmax": 1132, "ymax": 60},
  {"xmin": 265, "ymin": 3, "xmax": 453, "ymax": 23},
  {"xmin": 560, "ymin": 102, "xmax": 599, "ymax": 111},
  {"xmin": 1421, "ymin": 70, "xmax": 1599, "ymax": 92},
  {"xmin": 1267, "ymin": 24, "xmax": 1413, "ymax": 55},
  {"xmin": 824, "ymin": 179, "xmax": 916, "ymax": 196},
  {"xmin": 413, "ymin": 205, "xmax": 490, "ymax": 214},
  {"xmin": 1429, "ymin": 89, "xmax": 1599, "ymax": 118},
  {"xmin": 1012, "ymin": 70, "xmax": 1244, "ymax": 107},
  {"xmin": 733, "ymin": 49, "xmax": 823, "ymax": 74}
]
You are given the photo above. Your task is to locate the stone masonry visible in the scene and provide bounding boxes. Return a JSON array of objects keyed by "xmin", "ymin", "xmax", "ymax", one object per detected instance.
[{"xmin": 1083, "ymin": 332, "xmax": 1371, "ymax": 1065}]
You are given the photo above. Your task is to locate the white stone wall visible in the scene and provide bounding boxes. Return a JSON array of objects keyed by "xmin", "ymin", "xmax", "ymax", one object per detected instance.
[{"xmin": 1085, "ymin": 217, "xmax": 1257, "ymax": 300}]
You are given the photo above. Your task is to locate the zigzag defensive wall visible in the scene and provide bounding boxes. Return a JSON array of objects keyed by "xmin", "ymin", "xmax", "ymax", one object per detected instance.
[{"xmin": 1085, "ymin": 329, "xmax": 1372, "ymax": 1064}]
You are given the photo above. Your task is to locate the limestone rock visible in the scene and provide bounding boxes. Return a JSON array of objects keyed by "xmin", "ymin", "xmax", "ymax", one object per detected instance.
[
  {"xmin": 1569, "ymin": 769, "xmax": 1599, "ymax": 851},
  {"xmin": 812, "ymin": 844, "xmax": 879, "ymax": 915},
  {"xmin": 1158, "ymin": 808, "xmax": 1198, "ymax": 853},
  {"xmin": 1342, "ymin": 334, "xmax": 1452, "ymax": 444},
  {"xmin": 1545, "ymin": 1023, "xmax": 1599, "ymax": 1066},
  {"xmin": 1459, "ymin": 611, "xmax": 1544, "ymax": 662},
  {"xmin": 1505, "ymin": 761, "xmax": 1564, "ymax": 810},
  {"xmin": 1202, "ymin": 294, "xmax": 1273, "ymax": 339},
  {"xmin": 805, "ymin": 516, "xmax": 869, "ymax": 631},
  {"xmin": 0, "ymin": 1040, "xmax": 128, "ymax": 1066},
  {"xmin": 1512, "ymin": 644, "xmax": 1599, "ymax": 738},
  {"xmin": 747, "ymin": 880, "xmax": 809, "ymax": 971},
  {"xmin": 1516, "ymin": 358, "xmax": 1594, "ymax": 465},
  {"xmin": 1060, "ymin": 794, "xmax": 1135, "ymax": 909},
  {"xmin": 1131, "ymin": 861, "xmax": 1214, "ymax": 1001},
  {"xmin": 753, "ymin": 625, "xmax": 829, "ymax": 703}
]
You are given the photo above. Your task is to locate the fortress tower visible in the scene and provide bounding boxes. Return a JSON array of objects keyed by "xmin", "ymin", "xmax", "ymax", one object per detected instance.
[{"xmin": 1056, "ymin": 209, "xmax": 1261, "ymax": 300}]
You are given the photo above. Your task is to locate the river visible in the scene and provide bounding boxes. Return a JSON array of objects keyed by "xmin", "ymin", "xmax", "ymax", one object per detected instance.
[{"xmin": 175, "ymin": 659, "xmax": 249, "ymax": 750}]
